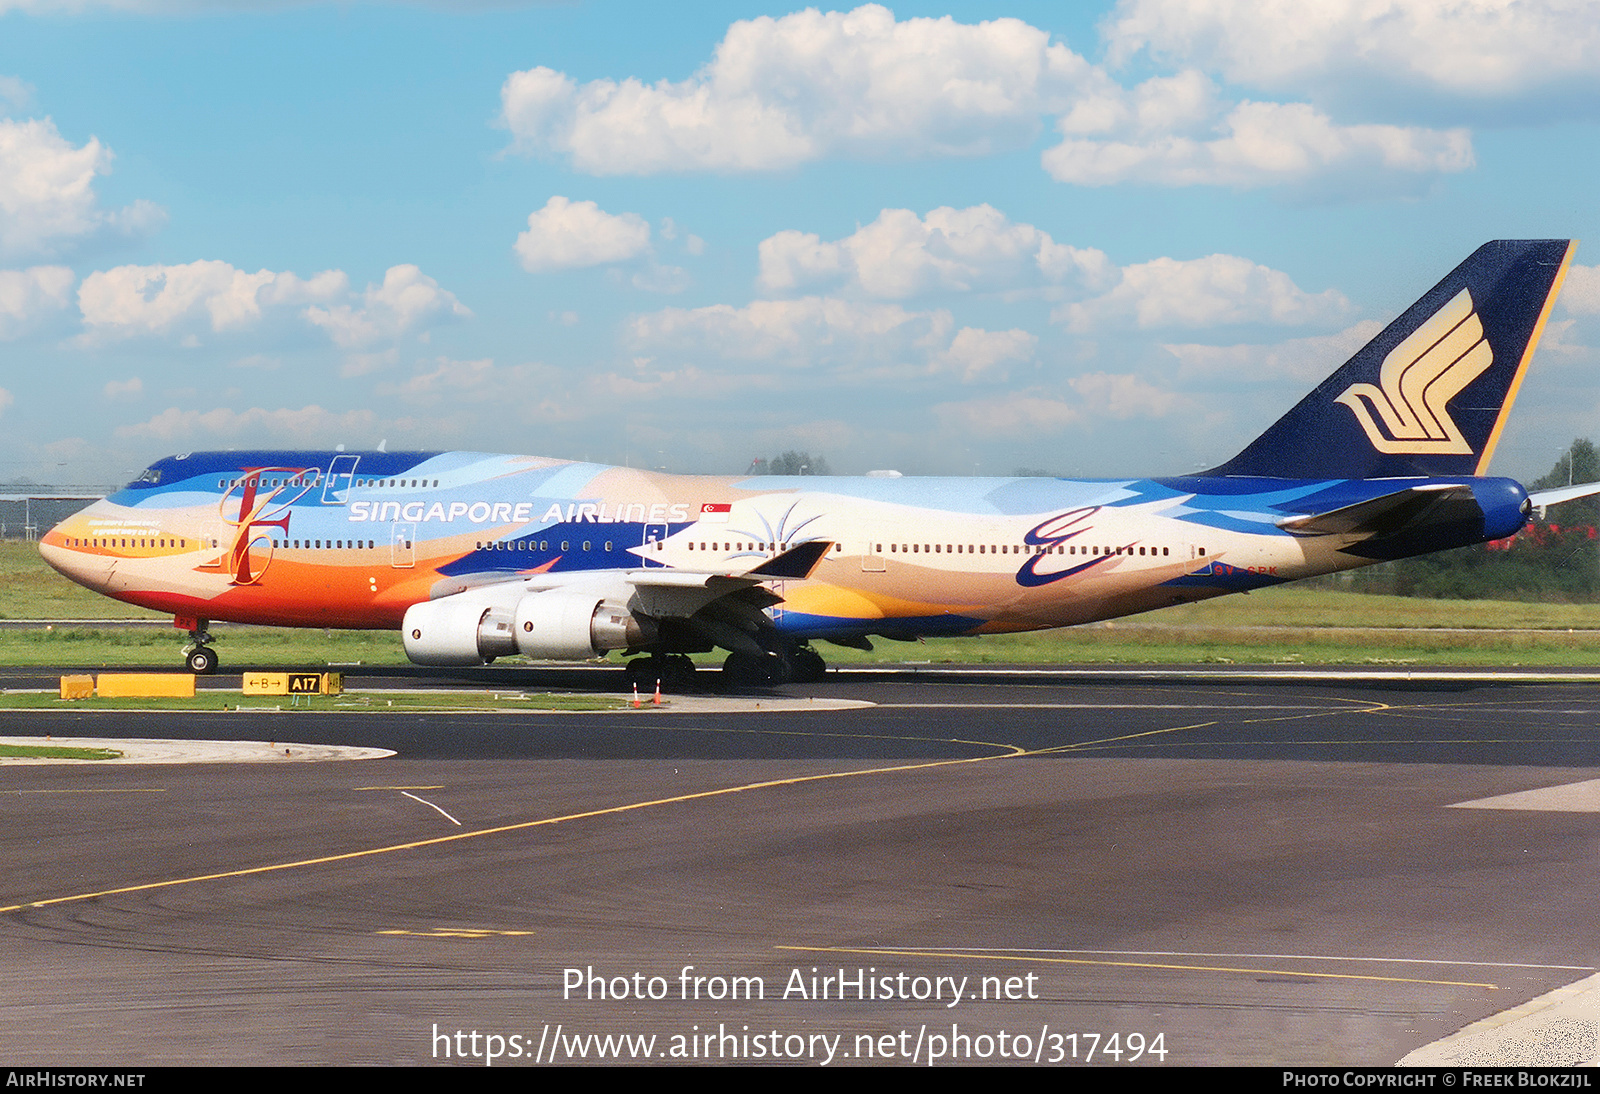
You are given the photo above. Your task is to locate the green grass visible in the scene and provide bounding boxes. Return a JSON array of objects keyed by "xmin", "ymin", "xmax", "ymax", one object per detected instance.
[
  {"xmin": 813, "ymin": 625, "xmax": 1600, "ymax": 667},
  {"xmin": 0, "ymin": 542, "xmax": 161, "ymax": 619},
  {"xmin": 0, "ymin": 743, "xmax": 123, "ymax": 760},
  {"xmin": 10, "ymin": 537, "xmax": 1600, "ymax": 668},
  {"xmin": 0, "ymin": 625, "xmax": 411, "ymax": 668}
]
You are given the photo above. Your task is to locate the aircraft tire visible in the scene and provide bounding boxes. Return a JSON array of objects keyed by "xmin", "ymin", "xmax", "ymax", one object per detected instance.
[
  {"xmin": 664, "ymin": 654, "xmax": 696, "ymax": 690},
  {"xmin": 791, "ymin": 647, "xmax": 826, "ymax": 683},
  {"xmin": 186, "ymin": 647, "xmax": 219, "ymax": 675},
  {"xmin": 623, "ymin": 658, "xmax": 653, "ymax": 689},
  {"xmin": 722, "ymin": 652, "xmax": 777, "ymax": 686}
]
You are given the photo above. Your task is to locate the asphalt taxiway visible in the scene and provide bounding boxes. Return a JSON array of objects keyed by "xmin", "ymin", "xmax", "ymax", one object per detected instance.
[{"xmin": 3, "ymin": 667, "xmax": 1599, "ymax": 1066}]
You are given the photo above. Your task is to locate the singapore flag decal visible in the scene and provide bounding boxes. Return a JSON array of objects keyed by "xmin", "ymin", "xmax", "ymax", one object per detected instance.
[
  {"xmin": 700, "ymin": 502, "xmax": 731, "ymax": 523},
  {"xmin": 1334, "ymin": 289, "xmax": 1491, "ymax": 455}
]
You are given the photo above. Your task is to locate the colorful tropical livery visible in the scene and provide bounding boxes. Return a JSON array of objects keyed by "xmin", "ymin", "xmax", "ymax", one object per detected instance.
[{"xmin": 42, "ymin": 240, "xmax": 1598, "ymax": 684}]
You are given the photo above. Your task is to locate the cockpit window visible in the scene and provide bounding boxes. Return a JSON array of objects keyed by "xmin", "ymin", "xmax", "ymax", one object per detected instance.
[{"xmin": 128, "ymin": 468, "xmax": 162, "ymax": 487}]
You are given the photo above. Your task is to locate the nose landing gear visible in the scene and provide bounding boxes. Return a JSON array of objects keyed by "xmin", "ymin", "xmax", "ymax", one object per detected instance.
[{"xmin": 180, "ymin": 618, "xmax": 219, "ymax": 675}]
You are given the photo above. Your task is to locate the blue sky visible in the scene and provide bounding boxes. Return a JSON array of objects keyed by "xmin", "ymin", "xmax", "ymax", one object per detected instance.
[{"xmin": 2, "ymin": 0, "xmax": 1599, "ymax": 486}]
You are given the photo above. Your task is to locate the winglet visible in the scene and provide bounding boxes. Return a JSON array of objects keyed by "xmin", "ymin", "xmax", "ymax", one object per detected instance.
[{"xmin": 747, "ymin": 540, "xmax": 833, "ymax": 579}]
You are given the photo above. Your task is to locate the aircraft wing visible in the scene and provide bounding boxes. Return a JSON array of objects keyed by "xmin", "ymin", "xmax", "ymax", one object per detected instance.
[
  {"xmin": 623, "ymin": 540, "xmax": 832, "ymax": 621},
  {"xmin": 1275, "ymin": 483, "xmax": 1476, "ymax": 538}
]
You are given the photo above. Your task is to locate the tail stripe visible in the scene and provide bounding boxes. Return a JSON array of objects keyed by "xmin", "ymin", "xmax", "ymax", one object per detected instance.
[{"xmin": 1475, "ymin": 239, "xmax": 1578, "ymax": 474}]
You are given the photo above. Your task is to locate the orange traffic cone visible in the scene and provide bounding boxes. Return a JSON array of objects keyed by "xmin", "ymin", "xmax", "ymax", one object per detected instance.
[
  {"xmin": 632, "ymin": 681, "xmax": 641, "ymax": 708},
  {"xmin": 653, "ymin": 679, "xmax": 662, "ymax": 705}
]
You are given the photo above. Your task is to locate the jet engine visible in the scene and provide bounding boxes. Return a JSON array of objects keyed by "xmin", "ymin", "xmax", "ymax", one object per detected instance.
[{"xmin": 402, "ymin": 590, "xmax": 656, "ymax": 665}]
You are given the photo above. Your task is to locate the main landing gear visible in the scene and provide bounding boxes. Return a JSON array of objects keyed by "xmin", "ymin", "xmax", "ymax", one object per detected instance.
[
  {"xmin": 721, "ymin": 643, "xmax": 827, "ymax": 687},
  {"xmin": 181, "ymin": 619, "xmax": 219, "ymax": 675},
  {"xmin": 623, "ymin": 653, "xmax": 696, "ymax": 691},
  {"xmin": 624, "ymin": 642, "xmax": 829, "ymax": 690}
]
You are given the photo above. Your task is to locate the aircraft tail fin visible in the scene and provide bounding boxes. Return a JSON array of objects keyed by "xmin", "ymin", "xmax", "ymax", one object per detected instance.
[{"xmin": 1209, "ymin": 239, "xmax": 1576, "ymax": 479}]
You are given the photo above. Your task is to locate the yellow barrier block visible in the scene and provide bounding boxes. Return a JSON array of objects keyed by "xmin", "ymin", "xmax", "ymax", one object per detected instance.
[
  {"xmin": 59, "ymin": 675, "xmax": 94, "ymax": 700},
  {"xmin": 242, "ymin": 672, "xmax": 344, "ymax": 696},
  {"xmin": 96, "ymin": 673, "xmax": 196, "ymax": 698}
]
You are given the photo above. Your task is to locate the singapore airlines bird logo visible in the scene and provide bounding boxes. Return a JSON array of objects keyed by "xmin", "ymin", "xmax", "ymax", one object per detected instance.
[{"xmin": 1334, "ymin": 289, "xmax": 1491, "ymax": 455}]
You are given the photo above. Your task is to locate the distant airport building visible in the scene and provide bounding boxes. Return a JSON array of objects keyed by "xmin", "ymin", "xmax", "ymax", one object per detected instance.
[{"xmin": 0, "ymin": 486, "xmax": 110, "ymax": 540}]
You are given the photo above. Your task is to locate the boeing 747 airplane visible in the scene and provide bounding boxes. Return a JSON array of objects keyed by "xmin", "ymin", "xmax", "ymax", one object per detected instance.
[{"xmin": 39, "ymin": 240, "xmax": 1592, "ymax": 684}]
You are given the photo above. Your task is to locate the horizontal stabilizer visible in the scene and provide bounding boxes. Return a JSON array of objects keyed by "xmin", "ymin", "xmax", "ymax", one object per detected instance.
[
  {"xmin": 1527, "ymin": 480, "xmax": 1600, "ymax": 511},
  {"xmin": 1276, "ymin": 483, "xmax": 1475, "ymax": 538}
]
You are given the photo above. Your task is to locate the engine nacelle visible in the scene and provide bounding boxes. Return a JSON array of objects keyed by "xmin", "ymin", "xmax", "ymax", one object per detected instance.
[
  {"xmin": 402, "ymin": 598, "xmax": 517, "ymax": 665},
  {"xmin": 514, "ymin": 592, "xmax": 655, "ymax": 660},
  {"xmin": 402, "ymin": 590, "xmax": 655, "ymax": 665}
]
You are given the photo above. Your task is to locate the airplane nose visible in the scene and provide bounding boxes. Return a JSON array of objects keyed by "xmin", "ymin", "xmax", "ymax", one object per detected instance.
[{"xmin": 38, "ymin": 503, "xmax": 119, "ymax": 593}]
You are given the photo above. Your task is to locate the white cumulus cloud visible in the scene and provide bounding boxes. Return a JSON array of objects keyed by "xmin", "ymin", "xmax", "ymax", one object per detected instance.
[
  {"xmin": 77, "ymin": 260, "xmax": 469, "ymax": 361},
  {"xmin": 302, "ymin": 265, "xmax": 470, "ymax": 348},
  {"xmin": 1056, "ymin": 253, "xmax": 1351, "ymax": 331},
  {"xmin": 500, "ymin": 4, "xmax": 1098, "ymax": 174},
  {"xmin": 1104, "ymin": 0, "xmax": 1600, "ymax": 101},
  {"xmin": 629, "ymin": 295, "xmax": 1034, "ymax": 380},
  {"xmin": 498, "ymin": 4, "xmax": 1474, "ymax": 195},
  {"xmin": 0, "ymin": 264, "xmax": 73, "ymax": 339},
  {"xmin": 514, "ymin": 196, "xmax": 652, "ymax": 272},
  {"xmin": 933, "ymin": 373, "xmax": 1183, "ymax": 435},
  {"xmin": 1561, "ymin": 264, "xmax": 1600, "ymax": 316},
  {"xmin": 758, "ymin": 204, "xmax": 1113, "ymax": 298},
  {"xmin": 1043, "ymin": 81, "xmax": 1472, "ymax": 189},
  {"xmin": 78, "ymin": 260, "xmax": 346, "ymax": 339},
  {"xmin": 1161, "ymin": 321, "xmax": 1387, "ymax": 382},
  {"xmin": 0, "ymin": 117, "xmax": 163, "ymax": 259}
]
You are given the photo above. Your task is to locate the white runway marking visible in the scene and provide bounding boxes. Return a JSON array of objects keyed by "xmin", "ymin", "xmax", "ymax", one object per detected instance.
[
  {"xmin": 400, "ymin": 790, "xmax": 461, "ymax": 826},
  {"xmin": 1402, "ymin": 972, "xmax": 1600, "ymax": 1067},
  {"xmin": 1451, "ymin": 778, "xmax": 1600, "ymax": 812}
]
